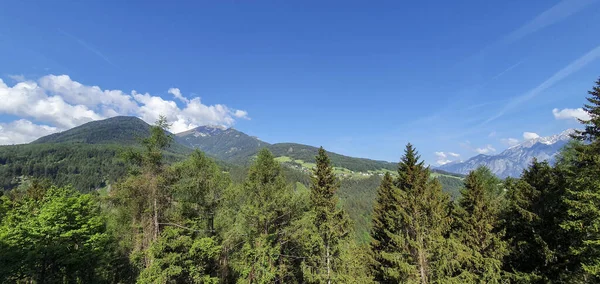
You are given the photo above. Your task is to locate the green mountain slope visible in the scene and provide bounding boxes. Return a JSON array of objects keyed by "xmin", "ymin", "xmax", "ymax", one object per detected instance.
[
  {"xmin": 0, "ymin": 117, "xmax": 194, "ymax": 191},
  {"xmin": 175, "ymin": 125, "xmax": 269, "ymax": 161},
  {"xmin": 32, "ymin": 116, "xmax": 192, "ymax": 155},
  {"xmin": 267, "ymin": 143, "xmax": 397, "ymax": 172},
  {"xmin": 32, "ymin": 116, "xmax": 150, "ymax": 145}
]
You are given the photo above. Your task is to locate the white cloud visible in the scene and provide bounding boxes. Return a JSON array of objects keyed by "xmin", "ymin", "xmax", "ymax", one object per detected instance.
[
  {"xmin": 523, "ymin": 132, "xmax": 540, "ymax": 140},
  {"xmin": 8, "ymin": 74, "xmax": 25, "ymax": 82},
  {"xmin": 501, "ymin": 138, "xmax": 520, "ymax": 146},
  {"xmin": 233, "ymin": 110, "xmax": 249, "ymax": 119},
  {"xmin": 168, "ymin": 87, "xmax": 189, "ymax": 103},
  {"xmin": 552, "ymin": 107, "xmax": 591, "ymax": 121},
  {"xmin": 0, "ymin": 75, "xmax": 249, "ymax": 144},
  {"xmin": 475, "ymin": 145, "xmax": 496, "ymax": 154},
  {"xmin": 0, "ymin": 119, "xmax": 60, "ymax": 145},
  {"xmin": 488, "ymin": 131, "xmax": 497, "ymax": 137},
  {"xmin": 434, "ymin": 151, "xmax": 460, "ymax": 165}
]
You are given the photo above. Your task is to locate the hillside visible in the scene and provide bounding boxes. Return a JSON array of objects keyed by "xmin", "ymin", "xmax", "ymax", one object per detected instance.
[
  {"xmin": 439, "ymin": 129, "xmax": 575, "ymax": 178},
  {"xmin": 32, "ymin": 116, "xmax": 192, "ymax": 155},
  {"xmin": 32, "ymin": 116, "xmax": 150, "ymax": 145},
  {"xmin": 175, "ymin": 125, "xmax": 269, "ymax": 161}
]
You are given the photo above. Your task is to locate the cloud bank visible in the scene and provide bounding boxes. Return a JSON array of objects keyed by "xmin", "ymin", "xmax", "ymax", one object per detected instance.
[
  {"xmin": 552, "ymin": 107, "xmax": 591, "ymax": 121},
  {"xmin": 0, "ymin": 74, "xmax": 249, "ymax": 144}
]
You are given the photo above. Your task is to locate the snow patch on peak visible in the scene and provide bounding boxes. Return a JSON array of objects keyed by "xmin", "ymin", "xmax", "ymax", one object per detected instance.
[{"xmin": 509, "ymin": 129, "xmax": 575, "ymax": 150}]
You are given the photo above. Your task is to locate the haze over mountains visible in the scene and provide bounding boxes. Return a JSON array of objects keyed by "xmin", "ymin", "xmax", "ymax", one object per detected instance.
[{"xmin": 438, "ymin": 129, "xmax": 576, "ymax": 178}]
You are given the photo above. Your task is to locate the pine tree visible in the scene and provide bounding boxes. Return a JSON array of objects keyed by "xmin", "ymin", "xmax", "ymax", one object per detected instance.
[
  {"xmin": 371, "ymin": 143, "xmax": 454, "ymax": 283},
  {"xmin": 574, "ymin": 77, "xmax": 600, "ymax": 142},
  {"xmin": 370, "ymin": 172, "xmax": 404, "ymax": 282},
  {"xmin": 112, "ymin": 116, "xmax": 173, "ymax": 268},
  {"xmin": 452, "ymin": 167, "xmax": 507, "ymax": 283},
  {"xmin": 229, "ymin": 149, "xmax": 304, "ymax": 283},
  {"xmin": 561, "ymin": 77, "xmax": 600, "ymax": 281},
  {"xmin": 302, "ymin": 147, "xmax": 351, "ymax": 284},
  {"xmin": 502, "ymin": 160, "xmax": 570, "ymax": 282}
]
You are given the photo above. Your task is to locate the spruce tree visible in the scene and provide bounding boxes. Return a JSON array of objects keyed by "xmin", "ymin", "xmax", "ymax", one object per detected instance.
[
  {"xmin": 574, "ymin": 77, "xmax": 600, "ymax": 142},
  {"xmin": 561, "ymin": 77, "xmax": 600, "ymax": 280},
  {"xmin": 370, "ymin": 172, "xmax": 404, "ymax": 282},
  {"xmin": 452, "ymin": 167, "xmax": 507, "ymax": 283},
  {"xmin": 371, "ymin": 143, "xmax": 454, "ymax": 283},
  {"xmin": 502, "ymin": 160, "xmax": 570, "ymax": 282},
  {"xmin": 229, "ymin": 149, "xmax": 303, "ymax": 283},
  {"xmin": 302, "ymin": 147, "xmax": 351, "ymax": 284}
]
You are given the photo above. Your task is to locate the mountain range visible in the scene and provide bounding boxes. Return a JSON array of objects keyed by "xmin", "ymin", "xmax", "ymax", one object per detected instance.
[
  {"xmin": 438, "ymin": 129, "xmax": 576, "ymax": 178},
  {"xmin": 0, "ymin": 116, "xmax": 463, "ymax": 192}
]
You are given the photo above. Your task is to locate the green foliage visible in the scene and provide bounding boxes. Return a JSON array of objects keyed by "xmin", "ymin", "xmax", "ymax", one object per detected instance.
[
  {"xmin": 0, "ymin": 143, "xmax": 128, "ymax": 191},
  {"xmin": 560, "ymin": 78, "xmax": 600, "ymax": 281},
  {"xmin": 371, "ymin": 144, "xmax": 455, "ymax": 283},
  {"xmin": 301, "ymin": 147, "xmax": 353, "ymax": 283},
  {"xmin": 0, "ymin": 186, "xmax": 111, "ymax": 283},
  {"xmin": 221, "ymin": 149, "xmax": 306, "ymax": 283},
  {"xmin": 573, "ymin": 77, "xmax": 600, "ymax": 142},
  {"xmin": 138, "ymin": 228, "xmax": 221, "ymax": 284},
  {"xmin": 501, "ymin": 160, "xmax": 571, "ymax": 282},
  {"xmin": 452, "ymin": 167, "xmax": 507, "ymax": 283}
]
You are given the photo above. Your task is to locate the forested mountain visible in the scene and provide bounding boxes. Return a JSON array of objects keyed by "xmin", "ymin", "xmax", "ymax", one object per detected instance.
[
  {"xmin": 176, "ymin": 125, "xmax": 462, "ymax": 178},
  {"xmin": 439, "ymin": 129, "xmax": 575, "ymax": 177},
  {"xmin": 175, "ymin": 125, "xmax": 269, "ymax": 161},
  {"xmin": 32, "ymin": 116, "xmax": 149, "ymax": 145}
]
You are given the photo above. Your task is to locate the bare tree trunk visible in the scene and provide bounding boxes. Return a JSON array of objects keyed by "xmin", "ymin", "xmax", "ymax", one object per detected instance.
[
  {"xmin": 326, "ymin": 240, "xmax": 331, "ymax": 284},
  {"xmin": 417, "ymin": 234, "xmax": 428, "ymax": 284},
  {"xmin": 153, "ymin": 184, "xmax": 159, "ymax": 241}
]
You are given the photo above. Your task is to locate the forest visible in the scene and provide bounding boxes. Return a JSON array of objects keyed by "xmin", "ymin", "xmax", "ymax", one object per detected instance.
[{"xmin": 0, "ymin": 77, "xmax": 600, "ymax": 283}]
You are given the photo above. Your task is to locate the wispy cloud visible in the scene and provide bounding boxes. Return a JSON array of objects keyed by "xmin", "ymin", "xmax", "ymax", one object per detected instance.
[
  {"xmin": 484, "ymin": 43, "xmax": 600, "ymax": 124},
  {"xmin": 501, "ymin": 0, "xmax": 598, "ymax": 46},
  {"xmin": 489, "ymin": 60, "xmax": 524, "ymax": 81},
  {"xmin": 58, "ymin": 29, "xmax": 118, "ymax": 68},
  {"xmin": 8, "ymin": 74, "xmax": 25, "ymax": 82}
]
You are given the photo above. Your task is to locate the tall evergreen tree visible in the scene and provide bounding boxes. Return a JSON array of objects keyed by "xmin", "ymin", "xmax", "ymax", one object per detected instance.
[
  {"xmin": 370, "ymin": 172, "xmax": 404, "ymax": 282},
  {"xmin": 302, "ymin": 147, "xmax": 351, "ymax": 284},
  {"xmin": 371, "ymin": 143, "xmax": 454, "ymax": 283},
  {"xmin": 452, "ymin": 167, "xmax": 507, "ymax": 283},
  {"xmin": 111, "ymin": 116, "xmax": 173, "ymax": 268},
  {"xmin": 227, "ymin": 149, "xmax": 304, "ymax": 283},
  {"xmin": 574, "ymin": 77, "xmax": 600, "ymax": 142},
  {"xmin": 561, "ymin": 77, "xmax": 600, "ymax": 281},
  {"xmin": 502, "ymin": 160, "xmax": 570, "ymax": 282}
]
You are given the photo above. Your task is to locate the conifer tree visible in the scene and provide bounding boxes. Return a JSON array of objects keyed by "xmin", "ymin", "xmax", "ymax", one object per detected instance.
[
  {"xmin": 574, "ymin": 77, "xmax": 600, "ymax": 142},
  {"xmin": 452, "ymin": 167, "xmax": 507, "ymax": 283},
  {"xmin": 502, "ymin": 160, "xmax": 570, "ymax": 282},
  {"xmin": 112, "ymin": 116, "xmax": 173, "ymax": 268},
  {"xmin": 229, "ymin": 149, "xmax": 304, "ymax": 283},
  {"xmin": 561, "ymin": 77, "xmax": 600, "ymax": 280},
  {"xmin": 371, "ymin": 143, "xmax": 454, "ymax": 283},
  {"xmin": 302, "ymin": 147, "xmax": 351, "ymax": 284},
  {"xmin": 370, "ymin": 172, "xmax": 404, "ymax": 282}
]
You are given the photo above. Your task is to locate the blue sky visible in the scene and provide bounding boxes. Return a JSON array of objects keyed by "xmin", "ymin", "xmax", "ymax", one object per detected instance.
[{"xmin": 1, "ymin": 0, "xmax": 600, "ymax": 165}]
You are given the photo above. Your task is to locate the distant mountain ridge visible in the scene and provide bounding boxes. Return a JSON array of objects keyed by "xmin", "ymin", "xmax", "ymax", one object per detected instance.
[
  {"xmin": 175, "ymin": 125, "xmax": 269, "ymax": 162},
  {"xmin": 0, "ymin": 116, "xmax": 464, "ymax": 196},
  {"xmin": 32, "ymin": 116, "xmax": 150, "ymax": 145},
  {"xmin": 439, "ymin": 129, "xmax": 576, "ymax": 178}
]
